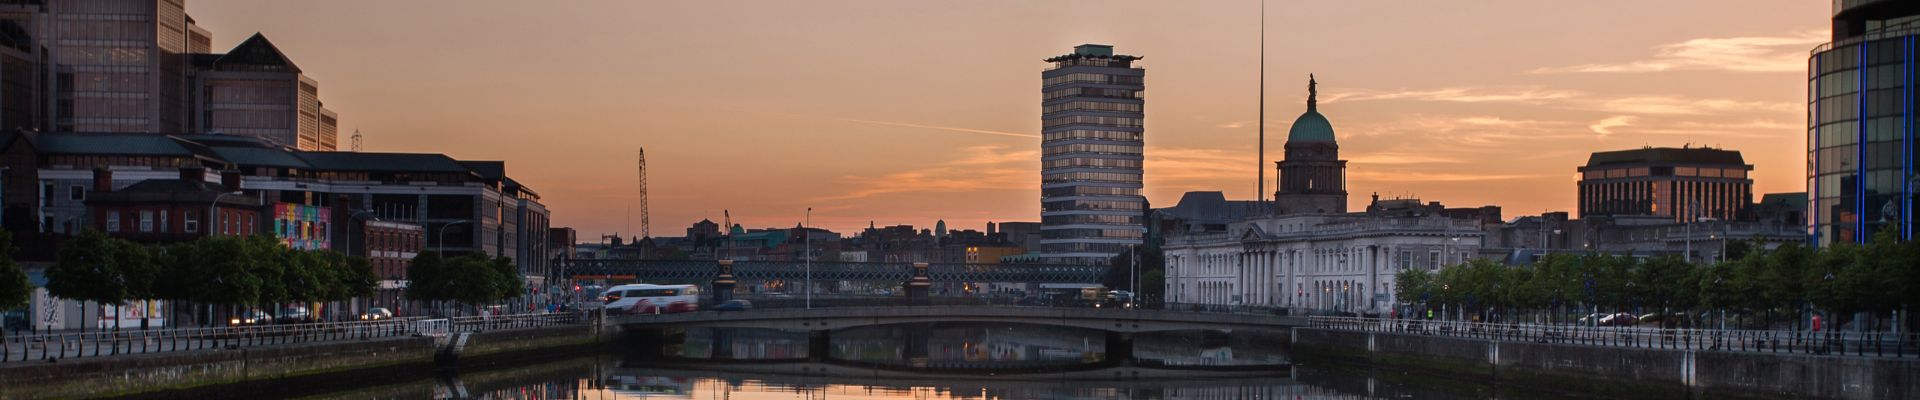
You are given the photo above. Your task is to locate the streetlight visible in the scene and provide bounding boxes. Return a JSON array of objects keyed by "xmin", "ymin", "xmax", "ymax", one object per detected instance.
[
  {"xmin": 804, "ymin": 207, "xmax": 812, "ymax": 310},
  {"xmin": 209, "ymin": 190, "xmax": 244, "ymax": 236},
  {"xmin": 436, "ymin": 220, "xmax": 472, "ymax": 253}
]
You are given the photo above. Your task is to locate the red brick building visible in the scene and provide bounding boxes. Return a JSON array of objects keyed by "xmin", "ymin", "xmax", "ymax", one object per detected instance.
[{"xmin": 86, "ymin": 168, "xmax": 261, "ymax": 243}]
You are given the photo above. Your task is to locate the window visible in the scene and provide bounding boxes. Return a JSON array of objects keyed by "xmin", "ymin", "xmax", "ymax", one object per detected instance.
[
  {"xmin": 184, "ymin": 210, "xmax": 198, "ymax": 233},
  {"xmin": 40, "ymin": 182, "xmax": 53, "ymax": 206},
  {"xmin": 1428, "ymin": 250, "xmax": 1440, "ymax": 270},
  {"xmin": 159, "ymin": 210, "xmax": 168, "ymax": 233},
  {"xmin": 70, "ymin": 185, "xmax": 84, "ymax": 201},
  {"xmin": 138, "ymin": 211, "xmax": 153, "ymax": 232},
  {"xmin": 106, "ymin": 212, "xmax": 120, "ymax": 232}
]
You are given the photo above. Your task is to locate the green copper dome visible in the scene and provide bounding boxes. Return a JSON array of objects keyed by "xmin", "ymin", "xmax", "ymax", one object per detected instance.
[
  {"xmin": 1288, "ymin": 110, "xmax": 1335, "ymax": 143},
  {"xmin": 1287, "ymin": 74, "xmax": 1336, "ymax": 143}
]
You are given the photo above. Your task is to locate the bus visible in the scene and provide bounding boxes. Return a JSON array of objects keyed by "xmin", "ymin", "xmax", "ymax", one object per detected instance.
[
  {"xmin": 1035, "ymin": 283, "xmax": 1110, "ymax": 307},
  {"xmin": 604, "ymin": 284, "xmax": 703, "ymax": 315}
]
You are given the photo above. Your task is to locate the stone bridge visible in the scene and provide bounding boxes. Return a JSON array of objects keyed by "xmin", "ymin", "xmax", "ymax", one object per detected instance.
[
  {"xmin": 608, "ymin": 306, "xmax": 1304, "ymax": 334},
  {"xmin": 566, "ymin": 259, "xmax": 1108, "ymax": 285}
]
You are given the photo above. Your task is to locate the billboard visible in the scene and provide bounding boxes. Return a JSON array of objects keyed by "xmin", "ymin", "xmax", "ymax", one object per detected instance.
[{"xmin": 274, "ymin": 203, "xmax": 332, "ymax": 250}]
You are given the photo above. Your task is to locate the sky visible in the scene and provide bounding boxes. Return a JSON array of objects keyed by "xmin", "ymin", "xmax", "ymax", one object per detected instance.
[{"xmin": 187, "ymin": 0, "xmax": 1829, "ymax": 238}]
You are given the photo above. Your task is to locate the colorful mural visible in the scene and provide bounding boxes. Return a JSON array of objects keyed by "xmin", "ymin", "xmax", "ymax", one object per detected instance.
[{"xmin": 274, "ymin": 203, "xmax": 332, "ymax": 250}]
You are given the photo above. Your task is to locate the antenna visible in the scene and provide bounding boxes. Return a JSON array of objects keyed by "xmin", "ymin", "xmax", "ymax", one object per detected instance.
[
  {"xmin": 350, "ymin": 128, "xmax": 362, "ymax": 152},
  {"xmin": 637, "ymin": 147, "xmax": 651, "ymax": 239},
  {"xmin": 1257, "ymin": 0, "xmax": 1267, "ymax": 207}
]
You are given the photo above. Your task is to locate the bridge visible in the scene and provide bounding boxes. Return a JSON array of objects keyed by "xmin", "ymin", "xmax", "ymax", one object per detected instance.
[
  {"xmin": 566, "ymin": 259, "xmax": 1108, "ymax": 285},
  {"xmin": 608, "ymin": 306, "xmax": 1304, "ymax": 333}
]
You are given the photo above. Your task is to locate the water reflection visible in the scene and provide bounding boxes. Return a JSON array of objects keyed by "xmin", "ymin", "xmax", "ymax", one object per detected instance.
[{"xmin": 288, "ymin": 324, "xmax": 1582, "ymax": 399}]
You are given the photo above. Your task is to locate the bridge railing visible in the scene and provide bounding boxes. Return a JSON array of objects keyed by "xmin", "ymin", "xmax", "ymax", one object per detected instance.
[
  {"xmin": 0, "ymin": 312, "xmax": 584, "ymax": 364},
  {"xmin": 1308, "ymin": 316, "xmax": 1920, "ymax": 358}
]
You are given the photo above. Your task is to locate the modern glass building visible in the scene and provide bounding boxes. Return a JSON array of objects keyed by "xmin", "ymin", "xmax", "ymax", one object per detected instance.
[
  {"xmin": 1809, "ymin": 0, "xmax": 1920, "ymax": 245},
  {"xmin": 1039, "ymin": 44, "xmax": 1146, "ymax": 264}
]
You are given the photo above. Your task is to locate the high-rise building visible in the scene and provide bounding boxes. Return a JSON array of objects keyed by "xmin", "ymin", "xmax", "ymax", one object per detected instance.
[
  {"xmin": 1808, "ymin": 0, "xmax": 1920, "ymax": 245},
  {"xmin": 188, "ymin": 33, "xmax": 335, "ymax": 150},
  {"xmin": 1273, "ymin": 75, "xmax": 1347, "ymax": 215},
  {"xmin": 1577, "ymin": 147, "xmax": 1753, "ymax": 223},
  {"xmin": 42, "ymin": 0, "xmax": 193, "ymax": 133},
  {"xmin": 1039, "ymin": 44, "xmax": 1146, "ymax": 264}
]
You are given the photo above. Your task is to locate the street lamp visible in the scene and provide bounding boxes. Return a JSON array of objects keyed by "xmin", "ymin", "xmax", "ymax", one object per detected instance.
[
  {"xmin": 436, "ymin": 220, "xmax": 472, "ymax": 254},
  {"xmin": 804, "ymin": 207, "xmax": 812, "ymax": 310},
  {"xmin": 209, "ymin": 190, "xmax": 244, "ymax": 236}
]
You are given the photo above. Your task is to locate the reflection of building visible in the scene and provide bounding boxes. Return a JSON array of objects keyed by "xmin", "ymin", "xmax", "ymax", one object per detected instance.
[
  {"xmin": 1039, "ymin": 44, "xmax": 1147, "ymax": 264},
  {"xmin": 1577, "ymin": 147, "xmax": 1752, "ymax": 223},
  {"xmin": 1163, "ymin": 81, "xmax": 1488, "ymax": 313},
  {"xmin": 1809, "ymin": 0, "xmax": 1920, "ymax": 245}
]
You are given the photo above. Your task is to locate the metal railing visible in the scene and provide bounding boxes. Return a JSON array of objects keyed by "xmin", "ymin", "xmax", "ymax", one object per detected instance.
[
  {"xmin": 0, "ymin": 312, "xmax": 583, "ymax": 364},
  {"xmin": 1308, "ymin": 316, "xmax": 1920, "ymax": 358}
]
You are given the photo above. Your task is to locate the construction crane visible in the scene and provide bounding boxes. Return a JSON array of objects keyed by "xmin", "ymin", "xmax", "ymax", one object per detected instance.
[
  {"xmin": 350, "ymin": 128, "xmax": 363, "ymax": 152},
  {"xmin": 637, "ymin": 147, "xmax": 650, "ymax": 239}
]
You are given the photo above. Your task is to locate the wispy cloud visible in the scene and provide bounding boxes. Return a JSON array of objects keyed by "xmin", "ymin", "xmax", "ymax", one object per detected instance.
[
  {"xmin": 780, "ymin": 113, "xmax": 1038, "ymax": 139},
  {"xmin": 1532, "ymin": 31, "xmax": 1825, "ymax": 74},
  {"xmin": 1588, "ymin": 95, "xmax": 1798, "ymax": 115},
  {"xmin": 1350, "ymin": 170, "xmax": 1548, "ymax": 182},
  {"xmin": 1323, "ymin": 87, "xmax": 1581, "ymax": 104},
  {"xmin": 1588, "ymin": 115, "xmax": 1637, "ymax": 136},
  {"xmin": 1347, "ymin": 153, "xmax": 1468, "ymax": 165},
  {"xmin": 1215, "ymin": 121, "xmax": 1250, "ymax": 129},
  {"xmin": 818, "ymin": 145, "xmax": 1034, "ymax": 201}
]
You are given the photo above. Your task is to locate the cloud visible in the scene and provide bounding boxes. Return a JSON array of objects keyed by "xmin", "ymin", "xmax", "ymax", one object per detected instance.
[
  {"xmin": 782, "ymin": 113, "xmax": 1038, "ymax": 139},
  {"xmin": 1349, "ymin": 170, "xmax": 1548, "ymax": 182},
  {"xmin": 1587, "ymin": 96, "xmax": 1799, "ymax": 115},
  {"xmin": 1533, "ymin": 31, "xmax": 1825, "ymax": 74},
  {"xmin": 1588, "ymin": 116, "xmax": 1637, "ymax": 136},
  {"xmin": 1215, "ymin": 121, "xmax": 1250, "ymax": 129},
  {"xmin": 1323, "ymin": 87, "xmax": 1581, "ymax": 104},
  {"xmin": 1347, "ymin": 153, "xmax": 1468, "ymax": 165},
  {"xmin": 818, "ymin": 145, "xmax": 1034, "ymax": 201}
]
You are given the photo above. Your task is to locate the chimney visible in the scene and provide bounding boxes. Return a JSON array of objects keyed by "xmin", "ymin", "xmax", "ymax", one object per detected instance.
[
  {"xmin": 220, "ymin": 170, "xmax": 242, "ymax": 192},
  {"xmin": 178, "ymin": 167, "xmax": 205, "ymax": 182},
  {"xmin": 93, "ymin": 168, "xmax": 113, "ymax": 192}
]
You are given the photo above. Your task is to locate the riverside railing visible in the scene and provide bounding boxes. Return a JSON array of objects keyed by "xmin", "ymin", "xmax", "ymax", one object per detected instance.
[
  {"xmin": 0, "ymin": 312, "xmax": 584, "ymax": 364},
  {"xmin": 1308, "ymin": 316, "xmax": 1920, "ymax": 358}
]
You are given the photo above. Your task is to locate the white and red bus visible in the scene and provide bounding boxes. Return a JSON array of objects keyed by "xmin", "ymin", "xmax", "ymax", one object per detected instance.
[{"xmin": 603, "ymin": 284, "xmax": 702, "ymax": 314}]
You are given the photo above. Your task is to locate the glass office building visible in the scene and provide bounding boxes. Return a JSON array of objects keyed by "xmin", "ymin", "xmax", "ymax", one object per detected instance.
[
  {"xmin": 1809, "ymin": 0, "xmax": 1920, "ymax": 245},
  {"xmin": 1039, "ymin": 44, "xmax": 1146, "ymax": 264}
]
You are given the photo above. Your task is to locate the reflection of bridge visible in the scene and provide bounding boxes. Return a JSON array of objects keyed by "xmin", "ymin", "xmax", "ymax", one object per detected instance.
[
  {"xmin": 610, "ymin": 306, "xmax": 1304, "ymax": 333},
  {"xmin": 568, "ymin": 260, "xmax": 1107, "ymax": 284},
  {"xmin": 612, "ymin": 362, "xmax": 1289, "ymax": 392}
]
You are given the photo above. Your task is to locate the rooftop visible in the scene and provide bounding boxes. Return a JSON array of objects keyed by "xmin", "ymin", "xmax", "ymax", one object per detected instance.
[{"xmin": 1584, "ymin": 147, "xmax": 1747, "ymax": 167}]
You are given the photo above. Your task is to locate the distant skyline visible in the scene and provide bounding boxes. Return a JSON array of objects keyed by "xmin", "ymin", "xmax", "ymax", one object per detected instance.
[{"xmin": 188, "ymin": 1, "xmax": 1826, "ymax": 237}]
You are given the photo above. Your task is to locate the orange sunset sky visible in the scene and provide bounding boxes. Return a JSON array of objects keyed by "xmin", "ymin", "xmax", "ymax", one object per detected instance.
[{"xmin": 188, "ymin": 1, "xmax": 1827, "ymax": 237}]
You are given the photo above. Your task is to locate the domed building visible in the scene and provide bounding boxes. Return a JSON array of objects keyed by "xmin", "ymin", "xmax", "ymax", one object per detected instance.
[{"xmin": 1273, "ymin": 75, "xmax": 1348, "ymax": 214}]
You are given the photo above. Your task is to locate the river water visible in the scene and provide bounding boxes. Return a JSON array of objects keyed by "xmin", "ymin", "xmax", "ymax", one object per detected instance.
[{"xmin": 278, "ymin": 323, "xmax": 1594, "ymax": 399}]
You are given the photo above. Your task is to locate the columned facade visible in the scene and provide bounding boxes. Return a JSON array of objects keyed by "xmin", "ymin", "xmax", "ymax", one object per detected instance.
[{"xmin": 1162, "ymin": 214, "xmax": 1484, "ymax": 313}]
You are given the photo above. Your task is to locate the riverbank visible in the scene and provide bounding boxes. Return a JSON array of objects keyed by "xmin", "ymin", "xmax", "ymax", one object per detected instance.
[
  {"xmin": 0, "ymin": 325, "xmax": 604, "ymax": 399},
  {"xmin": 1291, "ymin": 327, "xmax": 1920, "ymax": 399}
]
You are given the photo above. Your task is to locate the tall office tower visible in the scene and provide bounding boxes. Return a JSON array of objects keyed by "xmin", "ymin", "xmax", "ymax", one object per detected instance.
[
  {"xmin": 1809, "ymin": 0, "xmax": 1920, "ymax": 245},
  {"xmin": 189, "ymin": 33, "xmax": 334, "ymax": 150},
  {"xmin": 1577, "ymin": 147, "xmax": 1753, "ymax": 223},
  {"xmin": 43, "ymin": 0, "xmax": 192, "ymax": 133},
  {"xmin": 1039, "ymin": 44, "xmax": 1146, "ymax": 264}
]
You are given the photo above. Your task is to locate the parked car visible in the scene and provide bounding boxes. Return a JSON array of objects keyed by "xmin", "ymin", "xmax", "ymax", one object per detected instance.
[
  {"xmin": 714, "ymin": 299, "xmax": 753, "ymax": 312},
  {"xmin": 1598, "ymin": 313, "xmax": 1638, "ymax": 327},
  {"xmin": 360, "ymin": 307, "xmax": 395, "ymax": 321},
  {"xmin": 276, "ymin": 307, "xmax": 313, "ymax": 324}
]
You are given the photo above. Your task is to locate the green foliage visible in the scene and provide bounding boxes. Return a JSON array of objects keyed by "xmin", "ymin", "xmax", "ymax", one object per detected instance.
[
  {"xmin": 406, "ymin": 251, "xmax": 445, "ymax": 302},
  {"xmin": 490, "ymin": 256, "xmax": 523, "ymax": 300},
  {"xmin": 0, "ymin": 229, "xmax": 32, "ymax": 311},
  {"xmin": 45, "ymin": 231, "xmax": 134, "ymax": 306},
  {"xmin": 337, "ymin": 255, "xmax": 377, "ymax": 300}
]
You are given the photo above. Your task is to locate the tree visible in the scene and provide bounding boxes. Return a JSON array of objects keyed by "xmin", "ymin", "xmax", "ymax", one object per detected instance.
[
  {"xmin": 1393, "ymin": 268, "xmax": 1432, "ymax": 314},
  {"xmin": 407, "ymin": 251, "xmax": 446, "ymax": 314},
  {"xmin": 0, "ymin": 229, "xmax": 31, "ymax": 314},
  {"xmin": 334, "ymin": 254, "xmax": 377, "ymax": 319},
  {"xmin": 490, "ymin": 256, "xmax": 523, "ymax": 303},
  {"xmin": 442, "ymin": 253, "xmax": 504, "ymax": 313},
  {"xmin": 45, "ymin": 231, "xmax": 132, "ymax": 331}
]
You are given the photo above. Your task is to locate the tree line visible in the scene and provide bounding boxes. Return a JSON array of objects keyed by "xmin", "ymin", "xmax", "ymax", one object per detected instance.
[
  {"xmin": 0, "ymin": 229, "xmax": 529, "ymax": 332},
  {"xmin": 1395, "ymin": 230, "xmax": 1920, "ymax": 330}
]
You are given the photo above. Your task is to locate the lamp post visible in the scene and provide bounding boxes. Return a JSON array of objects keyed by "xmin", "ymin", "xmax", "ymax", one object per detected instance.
[
  {"xmin": 209, "ymin": 190, "xmax": 244, "ymax": 236},
  {"xmin": 436, "ymin": 220, "xmax": 472, "ymax": 254},
  {"xmin": 804, "ymin": 207, "xmax": 812, "ymax": 310}
]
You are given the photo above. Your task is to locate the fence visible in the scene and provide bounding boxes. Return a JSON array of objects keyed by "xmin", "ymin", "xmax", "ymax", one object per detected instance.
[
  {"xmin": 1308, "ymin": 316, "xmax": 1920, "ymax": 358},
  {"xmin": 0, "ymin": 312, "xmax": 584, "ymax": 364}
]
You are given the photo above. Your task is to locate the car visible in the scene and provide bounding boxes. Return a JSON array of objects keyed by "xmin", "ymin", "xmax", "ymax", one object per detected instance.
[
  {"xmin": 714, "ymin": 299, "xmax": 753, "ymax": 312},
  {"xmin": 359, "ymin": 307, "xmax": 395, "ymax": 321},
  {"xmin": 230, "ymin": 309, "xmax": 274, "ymax": 326},
  {"xmin": 277, "ymin": 307, "xmax": 313, "ymax": 324}
]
